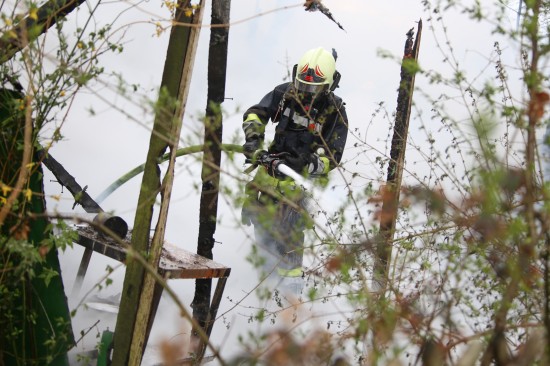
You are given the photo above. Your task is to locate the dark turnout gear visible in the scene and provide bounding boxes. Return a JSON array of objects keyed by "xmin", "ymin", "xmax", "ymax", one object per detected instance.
[
  {"xmin": 242, "ymin": 138, "xmax": 261, "ymax": 159},
  {"xmin": 284, "ymin": 153, "xmax": 314, "ymax": 174},
  {"xmin": 242, "ymin": 82, "xmax": 348, "ymax": 173},
  {"xmin": 241, "ymin": 47, "xmax": 348, "ymax": 296}
]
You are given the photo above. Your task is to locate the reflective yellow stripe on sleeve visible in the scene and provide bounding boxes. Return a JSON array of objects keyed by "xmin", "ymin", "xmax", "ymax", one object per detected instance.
[
  {"xmin": 277, "ymin": 267, "xmax": 303, "ymax": 278},
  {"xmin": 244, "ymin": 113, "xmax": 261, "ymax": 123},
  {"xmin": 243, "ymin": 113, "xmax": 265, "ymax": 140}
]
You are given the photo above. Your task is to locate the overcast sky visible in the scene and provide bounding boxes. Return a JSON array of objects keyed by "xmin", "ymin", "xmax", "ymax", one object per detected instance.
[{"xmin": 37, "ymin": 0, "xmax": 528, "ymax": 363}]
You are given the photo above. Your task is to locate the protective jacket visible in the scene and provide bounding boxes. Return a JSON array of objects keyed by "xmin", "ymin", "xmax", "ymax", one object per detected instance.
[
  {"xmin": 243, "ymin": 82, "xmax": 348, "ymax": 177},
  {"xmin": 241, "ymin": 82, "xmax": 348, "ymax": 294}
]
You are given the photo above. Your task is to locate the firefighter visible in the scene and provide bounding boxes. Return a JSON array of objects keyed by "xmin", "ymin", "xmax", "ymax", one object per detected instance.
[{"xmin": 241, "ymin": 47, "xmax": 349, "ymax": 295}]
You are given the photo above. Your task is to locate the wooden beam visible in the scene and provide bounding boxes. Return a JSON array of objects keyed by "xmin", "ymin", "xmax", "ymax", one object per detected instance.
[
  {"xmin": 75, "ymin": 226, "xmax": 230, "ymax": 280},
  {"xmin": 0, "ymin": 0, "xmax": 86, "ymax": 64},
  {"xmin": 191, "ymin": 0, "xmax": 231, "ymax": 358},
  {"xmin": 375, "ymin": 20, "xmax": 422, "ymax": 292},
  {"xmin": 111, "ymin": 1, "xmax": 205, "ymax": 364}
]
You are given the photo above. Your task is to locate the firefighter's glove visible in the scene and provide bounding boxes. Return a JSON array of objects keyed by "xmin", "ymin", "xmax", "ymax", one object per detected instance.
[
  {"xmin": 242, "ymin": 138, "xmax": 261, "ymax": 159},
  {"xmin": 283, "ymin": 153, "xmax": 311, "ymax": 174},
  {"xmin": 252, "ymin": 149, "xmax": 268, "ymax": 163},
  {"xmin": 265, "ymin": 157, "xmax": 286, "ymax": 179}
]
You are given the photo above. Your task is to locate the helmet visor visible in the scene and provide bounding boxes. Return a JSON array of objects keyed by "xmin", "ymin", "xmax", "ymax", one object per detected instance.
[{"xmin": 294, "ymin": 78, "xmax": 329, "ymax": 95}]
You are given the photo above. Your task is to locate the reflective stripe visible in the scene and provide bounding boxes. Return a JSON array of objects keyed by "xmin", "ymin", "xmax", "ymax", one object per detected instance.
[
  {"xmin": 282, "ymin": 108, "xmax": 322, "ymax": 134},
  {"xmin": 243, "ymin": 113, "xmax": 264, "ymax": 139},
  {"xmin": 244, "ymin": 113, "xmax": 261, "ymax": 123},
  {"xmin": 283, "ymin": 108, "xmax": 307, "ymax": 127},
  {"xmin": 277, "ymin": 267, "xmax": 302, "ymax": 278}
]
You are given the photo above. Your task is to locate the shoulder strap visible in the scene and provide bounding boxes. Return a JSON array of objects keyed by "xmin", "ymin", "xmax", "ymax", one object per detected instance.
[
  {"xmin": 273, "ymin": 83, "xmax": 294, "ymax": 123},
  {"xmin": 322, "ymin": 93, "xmax": 345, "ymax": 142}
]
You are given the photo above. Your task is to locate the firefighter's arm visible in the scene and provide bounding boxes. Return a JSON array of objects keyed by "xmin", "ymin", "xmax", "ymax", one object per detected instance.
[
  {"xmin": 242, "ymin": 111, "xmax": 267, "ymax": 158},
  {"xmin": 323, "ymin": 104, "xmax": 349, "ymax": 171},
  {"xmin": 242, "ymin": 90, "xmax": 277, "ymax": 158}
]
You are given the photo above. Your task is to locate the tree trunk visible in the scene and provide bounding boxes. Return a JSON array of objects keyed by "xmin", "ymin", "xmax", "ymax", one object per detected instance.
[
  {"xmin": 191, "ymin": 0, "xmax": 231, "ymax": 354},
  {"xmin": 375, "ymin": 20, "xmax": 422, "ymax": 292}
]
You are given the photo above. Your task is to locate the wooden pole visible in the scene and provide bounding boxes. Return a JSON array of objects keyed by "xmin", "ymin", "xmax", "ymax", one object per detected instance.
[
  {"xmin": 191, "ymin": 0, "xmax": 231, "ymax": 357},
  {"xmin": 375, "ymin": 20, "xmax": 422, "ymax": 292},
  {"xmin": 111, "ymin": 1, "xmax": 204, "ymax": 364}
]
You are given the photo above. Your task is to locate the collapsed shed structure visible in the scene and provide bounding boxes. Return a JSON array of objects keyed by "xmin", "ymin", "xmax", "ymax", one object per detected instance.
[
  {"xmin": 0, "ymin": 0, "xmax": 422, "ymax": 364},
  {"xmin": 1, "ymin": 0, "xmax": 233, "ymax": 364}
]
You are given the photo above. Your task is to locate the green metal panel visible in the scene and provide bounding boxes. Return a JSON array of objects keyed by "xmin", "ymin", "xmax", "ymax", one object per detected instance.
[
  {"xmin": 96, "ymin": 330, "xmax": 114, "ymax": 366},
  {"xmin": 0, "ymin": 87, "xmax": 74, "ymax": 365}
]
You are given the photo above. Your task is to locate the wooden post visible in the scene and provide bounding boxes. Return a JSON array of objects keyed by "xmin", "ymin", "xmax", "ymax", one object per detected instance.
[
  {"xmin": 111, "ymin": 1, "xmax": 204, "ymax": 365},
  {"xmin": 375, "ymin": 20, "xmax": 422, "ymax": 292},
  {"xmin": 191, "ymin": 0, "xmax": 231, "ymax": 356}
]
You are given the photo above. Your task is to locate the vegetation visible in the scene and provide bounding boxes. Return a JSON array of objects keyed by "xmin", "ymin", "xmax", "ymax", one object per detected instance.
[
  {"xmin": 225, "ymin": 1, "xmax": 550, "ymax": 364},
  {"xmin": 2, "ymin": 0, "xmax": 550, "ymax": 365},
  {"xmin": 0, "ymin": 0, "xmax": 119, "ymax": 363}
]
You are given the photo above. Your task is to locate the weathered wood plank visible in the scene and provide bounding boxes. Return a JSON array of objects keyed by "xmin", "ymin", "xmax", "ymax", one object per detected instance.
[
  {"xmin": 192, "ymin": 0, "xmax": 231, "ymax": 355},
  {"xmin": 75, "ymin": 226, "xmax": 230, "ymax": 280},
  {"xmin": 112, "ymin": 1, "xmax": 206, "ymax": 363},
  {"xmin": 161, "ymin": 243, "xmax": 231, "ymax": 279}
]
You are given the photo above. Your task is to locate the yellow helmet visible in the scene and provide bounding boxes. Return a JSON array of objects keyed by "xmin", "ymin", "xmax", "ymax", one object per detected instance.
[{"xmin": 293, "ymin": 47, "xmax": 340, "ymax": 95}]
